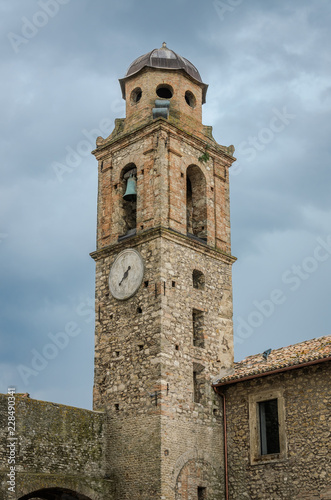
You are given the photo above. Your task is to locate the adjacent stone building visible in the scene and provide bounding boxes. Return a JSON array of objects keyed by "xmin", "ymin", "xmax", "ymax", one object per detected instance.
[
  {"xmin": 214, "ymin": 336, "xmax": 331, "ymax": 500},
  {"xmin": 0, "ymin": 44, "xmax": 330, "ymax": 500}
]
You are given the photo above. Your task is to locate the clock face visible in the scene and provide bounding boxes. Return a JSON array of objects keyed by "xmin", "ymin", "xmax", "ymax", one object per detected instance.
[{"xmin": 109, "ymin": 249, "xmax": 144, "ymax": 300}]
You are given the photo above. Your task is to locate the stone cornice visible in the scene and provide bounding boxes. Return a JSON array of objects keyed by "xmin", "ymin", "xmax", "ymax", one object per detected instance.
[
  {"xmin": 90, "ymin": 226, "xmax": 237, "ymax": 264},
  {"xmin": 91, "ymin": 118, "xmax": 236, "ymax": 166}
]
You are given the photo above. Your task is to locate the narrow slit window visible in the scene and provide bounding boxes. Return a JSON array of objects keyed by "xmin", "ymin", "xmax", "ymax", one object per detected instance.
[
  {"xmin": 193, "ymin": 371, "xmax": 200, "ymax": 403},
  {"xmin": 193, "ymin": 309, "xmax": 204, "ymax": 348},
  {"xmin": 193, "ymin": 364, "xmax": 204, "ymax": 404}
]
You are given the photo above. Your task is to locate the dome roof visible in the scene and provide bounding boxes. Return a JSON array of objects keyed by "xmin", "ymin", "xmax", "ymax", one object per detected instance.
[
  {"xmin": 125, "ymin": 42, "xmax": 203, "ymax": 83},
  {"xmin": 119, "ymin": 43, "xmax": 208, "ymax": 103}
]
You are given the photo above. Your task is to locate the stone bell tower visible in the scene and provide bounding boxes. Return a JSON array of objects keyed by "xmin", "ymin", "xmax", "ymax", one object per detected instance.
[{"xmin": 91, "ymin": 43, "xmax": 236, "ymax": 500}]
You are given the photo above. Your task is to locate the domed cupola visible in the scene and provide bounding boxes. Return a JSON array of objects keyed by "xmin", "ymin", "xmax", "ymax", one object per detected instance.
[{"xmin": 119, "ymin": 42, "xmax": 208, "ymax": 103}]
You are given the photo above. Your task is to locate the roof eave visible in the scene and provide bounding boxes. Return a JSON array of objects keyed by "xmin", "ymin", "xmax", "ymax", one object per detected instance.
[{"xmin": 213, "ymin": 356, "xmax": 331, "ymax": 389}]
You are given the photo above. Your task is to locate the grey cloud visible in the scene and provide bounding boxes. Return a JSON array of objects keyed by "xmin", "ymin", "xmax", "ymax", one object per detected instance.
[{"xmin": 1, "ymin": 0, "xmax": 330, "ymax": 407}]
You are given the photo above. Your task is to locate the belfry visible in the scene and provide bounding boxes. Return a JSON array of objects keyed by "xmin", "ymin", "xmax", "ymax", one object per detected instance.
[{"xmin": 91, "ymin": 42, "xmax": 236, "ymax": 499}]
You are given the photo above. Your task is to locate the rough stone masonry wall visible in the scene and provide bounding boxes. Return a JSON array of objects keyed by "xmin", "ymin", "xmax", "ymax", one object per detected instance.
[
  {"xmin": 224, "ymin": 363, "xmax": 331, "ymax": 500},
  {"xmin": 91, "ymin": 228, "xmax": 235, "ymax": 499},
  {"xmin": 158, "ymin": 235, "xmax": 233, "ymax": 499},
  {"xmin": 93, "ymin": 234, "xmax": 163, "ymax": 410},
  {"xmin": 0, "ymin": 394, "xmax": 112, "ymax": 500},
  {"xmin": 92, "ymin": 233, "xmax": 164, "ymax": 499}
]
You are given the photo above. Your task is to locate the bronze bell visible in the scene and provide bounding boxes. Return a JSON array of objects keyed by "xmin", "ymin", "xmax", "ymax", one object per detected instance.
[{"xmin": 123, "ymin": 175, "xmax": 137, "ymax": 202}]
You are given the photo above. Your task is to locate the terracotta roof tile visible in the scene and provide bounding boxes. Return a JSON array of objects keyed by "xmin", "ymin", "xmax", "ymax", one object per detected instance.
[{"xmin": 214, "ymin": 335, "xmax": 331, "ymax": 386}]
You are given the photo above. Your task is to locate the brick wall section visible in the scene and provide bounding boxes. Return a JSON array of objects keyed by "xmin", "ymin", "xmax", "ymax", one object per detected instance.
[
  {"xmin": 92, "ymin": 64, "xmax": 235, "ymax": 255},
  {"xmin": 94, "ymin": 120, "xmax": 234, "ymax": 254},
  {"xmin": 0, "ymin": 395, "xmax": 112, "ymax": 500},
  {"xmin": 222, "ymin": 362, "xmax": 331, "ymax": 500}
]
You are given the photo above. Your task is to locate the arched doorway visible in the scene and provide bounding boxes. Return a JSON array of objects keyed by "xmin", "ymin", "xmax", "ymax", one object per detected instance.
[{"xmin": 18, "ymin": 488, "xmax": 94, "ymax": 500}]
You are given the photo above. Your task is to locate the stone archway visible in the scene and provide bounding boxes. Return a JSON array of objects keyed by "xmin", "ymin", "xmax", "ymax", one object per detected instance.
[
  {"xmin": 175, "ymin": 459, "xmax": 222, "ymax": 500},
  {"xmin": 18, "ymin": 488, "xmax": 94, "ymax": 500}
]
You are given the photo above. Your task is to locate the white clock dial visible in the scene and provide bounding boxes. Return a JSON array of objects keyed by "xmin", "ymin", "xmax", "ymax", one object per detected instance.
[{"xmin": 109, "ymin": 249, "xmax": 144, "ymax": 300}]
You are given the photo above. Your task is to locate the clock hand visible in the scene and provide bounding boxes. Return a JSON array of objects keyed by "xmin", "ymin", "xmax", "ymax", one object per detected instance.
[{"xmin": 119, "ymin": 265, "xmax": 131, "ymax": 286}]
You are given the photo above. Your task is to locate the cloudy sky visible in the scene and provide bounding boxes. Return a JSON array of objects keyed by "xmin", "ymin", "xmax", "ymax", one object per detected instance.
[{"xmin": 1, "ymin": 0, "xmax": 330, "ymax": 409}]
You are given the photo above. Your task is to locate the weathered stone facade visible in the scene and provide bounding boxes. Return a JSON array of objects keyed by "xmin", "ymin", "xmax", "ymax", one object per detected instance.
[
  {"xmin": 91, "ymin": 229, "xmax": 234, "ymax": 499},
  {"xmin": 0, "ymin": 394, "xmax": 112, "ymax": 500},
  {"xmin": 90, "ymin": 43, "xmax": 236, "ymax": 499},
  {"xmin": 217, "ymin": 362, "xmax": 331, "ymax": 500}
]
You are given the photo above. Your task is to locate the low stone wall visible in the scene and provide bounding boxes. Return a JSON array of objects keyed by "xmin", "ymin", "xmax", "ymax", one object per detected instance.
[{"xmin": 0, "ymin": 394, "xmax": 113, "ymax": 500}]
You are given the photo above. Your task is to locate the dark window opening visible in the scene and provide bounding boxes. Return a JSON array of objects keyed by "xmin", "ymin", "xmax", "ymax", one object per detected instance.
[
  {"xmin": 175, "ymin": 344, "xmax": 179, "ymax": 350},
  {"xmin": 172, "ymin": 281, "xmax": 176, "ymax": 288},
  {"xmin": 137, "ymin": 307, "xmax": 142, "ymax": 314},
  {"xmin": 138, "ymin": 344, "xmax": 143, "ymax": 351},
  {"xmin": 193, "ymin": 309, "xmax": 204, "ymax": 348},
  {"xmin": 144, "ymin": 281, "xmax": 149, "ymax": 288},
  {"xmin": 193, "ymin": 364, "xmax": 204, "ymax": 404},
  {"xmin": 185, "ymin": 90, "xmax": 196, "ymax": 108},
  {"xmin": 193, "ymin": 269, "xmax": 205, "ymax": 290},
  {"xmin": 198, "ymin": 486, "xmax": 206, "ymax": 500},
  {"xmin": 130, "ymin": 87, "xmax": 142, "ymax": 104},
  {"xmin": 186, "ymin": 165, "xmax": 207, "ymax": 241},
  {"xmin": 259, "ymin": 399, "xmax": 280, "ymax": 455},
  {"xmin": 115, "ymin": 350, "xmax": 120, "ymax": 357},
  {"xmin": 115, "ymin": 404, "xmax": 119, "ymax": 411},
  {"xmin": 156, "ymin": 85, "xmax": 173, "ymax": 99}
]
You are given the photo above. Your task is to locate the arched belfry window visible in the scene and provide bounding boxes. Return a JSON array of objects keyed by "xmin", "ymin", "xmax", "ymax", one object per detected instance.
[
  {"xmin": 186, "ymin": 165, "xmax": 207, "ymax": 242},
  {"xmin": 119, "ymin": 163, "xmax": 137, "ymax": 239}
]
